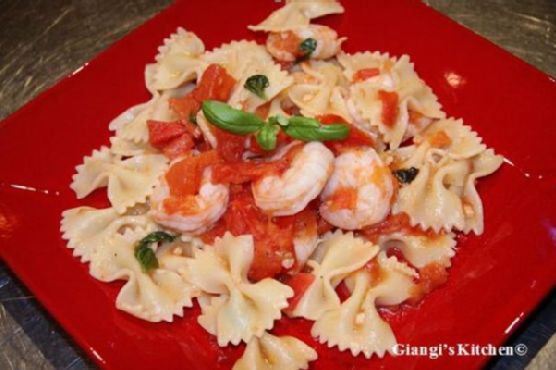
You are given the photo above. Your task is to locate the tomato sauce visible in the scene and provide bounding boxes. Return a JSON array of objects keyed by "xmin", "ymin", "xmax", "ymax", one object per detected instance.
[
  {"xmin": 361, "ymin": 212, "xmax": 440, "ymax": 244},
  {"xmin": 353, "ymin": 68, "xmax": 380, "ymax": 83},
  {"xmin": 378, "ymin": 90, "xmax": 399, "ymax": 127},
  {"xmin": 317, "ymin": 114, "xmax": 375, "ymax": 153}
]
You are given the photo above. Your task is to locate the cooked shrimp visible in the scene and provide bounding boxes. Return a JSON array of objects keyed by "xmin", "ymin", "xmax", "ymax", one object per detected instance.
[
  {"xmin": 266, "ymin": 25, "xmax": 343, "ymax": 62},
  {"xmin": 150, "ymin": 166, "xmax": 229, "ymax": 234},
  {"xmin": 320, "ymin": 147, "xmax": 394, "ymax": 230},
  {"xmin": 252, "ymin": 142, "xmax": 334, "ymax": 216},
  {"xmin": 292, "ymin": 223, "xmax": 318, "ymax": 268}
]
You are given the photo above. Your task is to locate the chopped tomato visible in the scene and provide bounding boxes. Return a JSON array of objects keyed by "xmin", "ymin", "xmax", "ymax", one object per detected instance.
[
  {"xmin": 409, "ymin": 262, "xmax": 449, "ymax": 304},
  {"xmin": 326, "ymin": 186, "xmax": 358, "ymax": 211},
  {"xmin": 147, "ymin": 120, "xmax": 187, "ymax": 149},
  {"xmin": 212, "ymin": 160, "xmax": 289, "ymax": 185},
  {"xmin": 361, "ymin": 212, "xmax": 440, "ymax": 243},
  {"xmin": 317, "ymin": 216, "xmax": 334, "ymax": 235},
  {"xmin": 408, "ymin": 110, "xmax": 424, "ymax": 124},
  {"xmin": 201, "ymin": 185, "xmax": 295, "ymax": 281},
  {"xmin": 169, "ymin": 95, "xmax": 200, "ymax": 123},
  {"xmin": 270, "ymin": 31, "xmax": 304, "ymax": 58},
  {"xmin": 364, "ymin": 258, "xmax": 386, "ymax": 286},
  {"xmin": 378, "ymin": 90, "xmax": 399, "ymax": 127},
  {"xmin": 428, "ymin": 130, "xmax": 452, "ymax": 148},
  {"xmin": 254, "ymin": 102, "xmax": 271, "ymax": 120},
  {"xmin": 317, "ymin": 114, "xmax": 375, "ymax": 153},
  {"xmin": 162, "ymin": 134, "xmax": 195, "ymax": 160},
  {"xmin": 211, "ymin": 125, "xmax": 246, "ymax": 162},
  {"xmin": 193, "ymin": 64, "xmax": 236, "ymax": 102},
  {"xmin": 281, "ymin": 273, "xmax": 315, "ymax": 314},
  {"xmin": 353, "ymin": 68, "xmax": 380, "ymax": 83},
  {"xmin": 165, "ymin": 150, "xmax": 221, "ymax": 198}
]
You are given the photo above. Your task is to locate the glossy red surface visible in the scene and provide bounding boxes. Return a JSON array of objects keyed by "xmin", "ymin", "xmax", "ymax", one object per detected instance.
[{"xmin": 0, "ymin": 0, "xmax": 555, "ymax": 369}]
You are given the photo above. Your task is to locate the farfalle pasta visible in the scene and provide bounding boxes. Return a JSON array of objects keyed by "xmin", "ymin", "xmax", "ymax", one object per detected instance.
[
  {"xmin": 187, "ymin": 234, "xmax": 293, "ymax": 346},
  {"xmin": 61, "ymin": 0, "xmax": 503, "ymax": 368},
  {"xmin": 233, "ymin": 333, "xmax": 317, "ymax": 370}
]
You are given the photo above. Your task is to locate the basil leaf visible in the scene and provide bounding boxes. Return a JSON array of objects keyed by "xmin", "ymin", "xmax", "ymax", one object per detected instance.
[
  {"xmin": 288, "ymin": 115, "xmax": 320, "ymax": 128},
  {"xmin": 202, "ymin": 100, "xmax": 265, "ymax": 135},
  {"xmin": 268, "ymin": 114, "xmax": 289, "ymax": 127},
  {"xmin": 244, "ymin": 74, "xmax": 269, "ymax": 99},
  {"xmin": 299, "ymin": 38, "xmax": 317, "ymax": 57},
  {"xmin": 256, "ymin": 124, "xmax": 279, "ymax": 151},
  {"xmin": 393, "ymin": 167, "xmax": 419, "ymax": 184},
  {"xmin": 134, "ymin": 231, "xmax": 176, "ymax": 273},
  {"xmin": 284, "ymin": 123, "xmax": 349, "ymax": 141}
]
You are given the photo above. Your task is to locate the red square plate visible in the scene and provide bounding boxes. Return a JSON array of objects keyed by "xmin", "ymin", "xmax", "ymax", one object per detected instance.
[{"xmin": 1, "ymin": 0, "xmax": 555, "ymax": 369}]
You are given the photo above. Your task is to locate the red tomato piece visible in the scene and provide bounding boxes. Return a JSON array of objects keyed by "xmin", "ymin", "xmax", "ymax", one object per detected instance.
[
  {"xmin": 193, "ymin": 64, "xmax": 237, "ymax": 102},
  {"xmin": 317, "ymin": 114, "xmax": 375, "ymax": 153},
  {"xmin": 282, "ymin": 273, "xmax": 316, "ymax": 314},
  {"xmin": 169, "ymin": 95, "xmax": 200, "ymax": 123},
  {"xmin": 211, "ymin": 125, "xmax": 246, "ymax": 162},
  {"xmin": 378, "ymin": 90, "xmax": 399, "ymax": 127},
  {"xmin": 211, "ymin": 160, "xmax": 288, "ymax": 185},
  {"xmin": 162, "ymin": 134, "xmax": 195, "ymax": 160},
  {"xmin": 352, "ymin": 67, "xmax": 380, "ymax": 82},
  {"xmin": 147, "ymin": 120, "xmax": 187, "ymax": 149}
]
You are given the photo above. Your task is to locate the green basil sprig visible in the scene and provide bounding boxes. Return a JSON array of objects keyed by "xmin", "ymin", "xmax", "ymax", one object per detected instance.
[
  {"xmin": 202, "ymin": 100, "xmax": 265, "ymax": 135},
  {"xmin": 299, "ymin": 38, "xmax": 317, "ymax": 58},
  {"xmin": 244, "ymin": 74, "xmax": 269, "ymax": 99},
  {"xmin": 256, "ymin": 124, "xmax": 280, "ymax": 150},
  {"xmin": 202, "ymin": 100, "xmax": 349, "ymax": 151},
  {"xmin": 134, "ymin": 231, "xmax": 176, "ymax": 273},
  {"xmin": 284, "ymin": 116, "xmax": 349, "ymax": 141}
]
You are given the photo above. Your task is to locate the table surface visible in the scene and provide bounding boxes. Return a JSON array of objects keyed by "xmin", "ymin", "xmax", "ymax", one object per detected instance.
[{"xmin": 1, "ymin": 1, "xmax": 555, "ymax": 369}]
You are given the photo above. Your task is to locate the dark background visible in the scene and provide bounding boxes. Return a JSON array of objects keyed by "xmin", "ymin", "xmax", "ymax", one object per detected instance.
[{"xmin": 0, "ymin": 1, "xmax": 555, "ymax": 369}]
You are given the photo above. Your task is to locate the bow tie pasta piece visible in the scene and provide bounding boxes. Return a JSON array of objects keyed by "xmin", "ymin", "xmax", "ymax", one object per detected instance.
[
  {"xmin": 392, "ymin": 142, "xmax": 503, "ymax": 233},
  {"xmin": 89, "ymin": 229, "xmax": 198, "ymax": 322},
  {"xmin": 61, "ymin": 206, "xmax": 156, "ymax": 263},
  {"xmin": 248, "ymin": 0, "xmax": 344, "ymax": 32},
  {"xmin": 461, "ymin": 148, "xmax": 504, "ymax": 234},
  {"xmin": 312, "ymin": 252, "xmax": 417, "ymax": 358},
  {"xmin": 146, "ymin": 28, "xmax": 206, "ymax": 91},
  {"xmin": 202, "ymin": 41, "xmax": 273, "ymax": 81},
  {"xmin": 347, "ymin": 54, "xmax": 444, "ymax": 149},
  {"xmin": 228, "ymin": 62, "xmax": 294, "ymax": 112},
  {"xmin": 233, "ymin": 333, "xmax": 317, "ymax": 370},
  {"xmin": 414, "ymin": 118, "xmax": 486, "ymax": 160},
  {"xmin": 288, "ymin": 61, "xmax": 345, "ymax": 118},
  {"xmin": 70, "ymin": 146, "xmax": 168, "ymax": 213},
  {"xmin": 186, "ymin": 233, "xmax": 293, "ymax": 346},
  {"xmin": 337, "ymin": 51, "xmax": 394, "ymax": 82},
  {"xmin": 378, "ymin": 232, "xmax": 456, "ymax": 269},
  {"xmin": 290, "ymin": 231, "xmax": 378, "ymax": 320}
]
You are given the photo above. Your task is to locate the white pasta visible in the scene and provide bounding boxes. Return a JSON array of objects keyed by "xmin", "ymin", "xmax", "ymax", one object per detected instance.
[
  {"xmin": 89, "ymin": 229, "xmax": 198, "ymax": 322},
  {"xmin": 233, "ymin": 333, "xmax": 317, "ymax": 370},
  {"xmin": 288, "ymin": 61, "xmax": 344, "ymax": 118},
  {"xmin": 109, "ymin": 136, "xmax": 156, "ymax": 157},
  {"xmin": 202, "ymin": 41, "xmax": 273, "ymax": 81},
  {"xmin": 312, "ymin": 252, "xmax": 417, "ymax": 358},
  {"xmin": 378, "ymin": 232, "xmax": 456, "ymax": 268},
  {"xmin": 61, "ymin": 206, "xmax": 156, "ymax": 262},
  {"xmin": 186, "ymin": 233, "xmax": 293, "ymax": 346},
  {"xmin": 249, "ymin": 0, "xmax": 344, "ymax": 32},
  {"xmin": 228, "ymin": 61, "xmax": 293, "ymax": 112},
  {"xmin": 347, "ymin": 54, "xmax": 444, "ymax": 148},
  {"xmin": 291, "ymin": 231, "xmax": 378, "ymax": 320},
  {"xmin": 70, "ymin": 146, "xmax": 168, "ymax": 213},
  {"xmin": 392, "ymin": 139, "xmax": 503, "ymax": 233}
]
